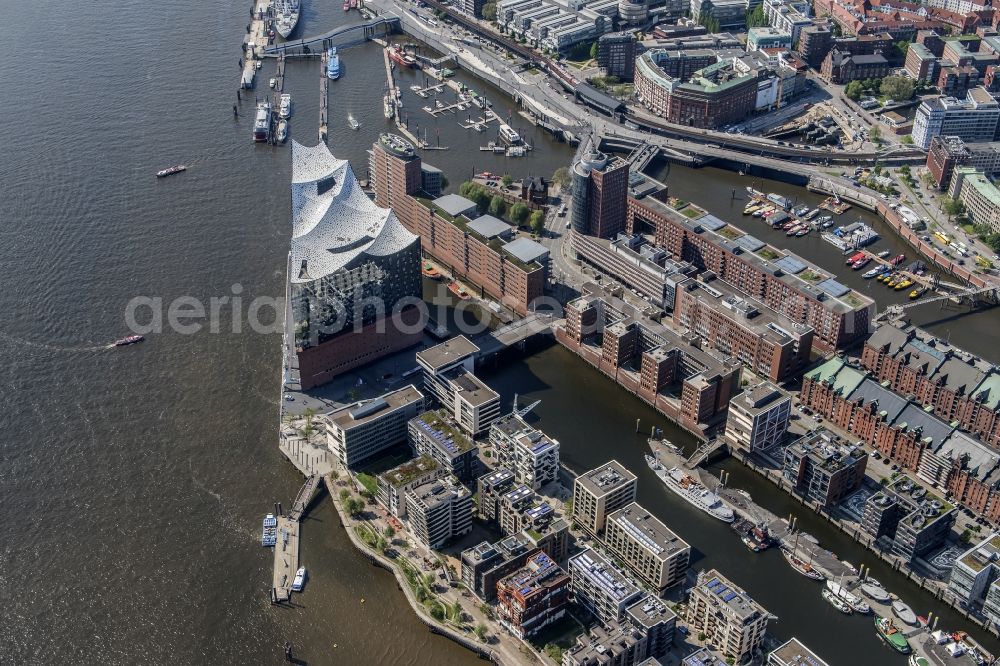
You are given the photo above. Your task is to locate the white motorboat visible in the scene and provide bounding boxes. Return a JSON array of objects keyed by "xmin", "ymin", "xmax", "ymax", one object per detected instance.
[
  {"xmin": 645, "ymin": 455, "xmax": 734, "ymax": 522},
  {"xmin": 826, "ymin": 581, "xmax": 871, "ymax": 614},
  {"xmin": 276, "ymin": 119, "xmax": 288, "ymax": 143},
  {"xmin": 348, "ymin": 115, "xmax": 360, "ymax": 130},
  {"xmin": 279, "ymin": 93, "xmax": 291, "ymax": 119},
  {"xmin": 291, "ymin": 566, "xmax": 307, "ymax": 592},
  {"xmin": 892, "ymin": 600, "xmax": 918, "ymax": 626},
  {"xmin": 269, "ymin": 77, "xmax": 276, "ymax": 89}
]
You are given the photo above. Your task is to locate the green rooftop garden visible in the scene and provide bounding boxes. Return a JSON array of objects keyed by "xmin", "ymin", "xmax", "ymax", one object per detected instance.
[
  {"xmin": 417, "ymin": 410, "xmax": 475, "ymax": 453},
  {"xmin": 719, "ymin": 226, "xmax": 743, "ymax": 240},
  {"xmin": 757, "ymin": 247, "xmax": 781, "ymax": 261},
  {"xmin": 800, "ymin": 270, "xmax": 825, "ymax": 283},
  {"xmin": 380, "ymin": 455, "xmax": 440, "ymax": 487}
]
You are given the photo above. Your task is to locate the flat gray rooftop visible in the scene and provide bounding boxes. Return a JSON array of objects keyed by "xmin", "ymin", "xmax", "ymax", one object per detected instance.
[{"xmin": 416, "ymin": 335, "xmax": 480, "ymax": 371}]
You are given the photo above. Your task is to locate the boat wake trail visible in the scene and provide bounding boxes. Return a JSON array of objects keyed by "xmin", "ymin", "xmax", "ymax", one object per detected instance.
[{"xmin": 0, "ymin": 330, "xmax": 113, "ymax": 353}]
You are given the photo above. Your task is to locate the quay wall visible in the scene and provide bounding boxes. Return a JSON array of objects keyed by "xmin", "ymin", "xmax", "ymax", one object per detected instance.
[
  {"xmin": 552, "ymin": 327, "xmax": 710, "ymax": 441},
  {"xmin": 734, "ymin": 450, "xmax": 1000, "ymax": 641},
  {"xmin": 808, "ymin": 176, "xmax": 998, "ymax": 289},
  {"xmin": 324, "ymin": 474, "xmax": 510, "ymax": 665}
]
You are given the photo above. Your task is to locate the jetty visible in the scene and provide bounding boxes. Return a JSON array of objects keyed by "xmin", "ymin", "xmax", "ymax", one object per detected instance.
[
  {"xmin": 319, "ymin": 50, "xmax": 329, "ymax": 142},
  {"xmin": 270, "ymin": 474, "xmax": 322, "ymax": 603},
  {"xmin": 240, "ymin": 0, "xmax": 273, "ymax": 89}
]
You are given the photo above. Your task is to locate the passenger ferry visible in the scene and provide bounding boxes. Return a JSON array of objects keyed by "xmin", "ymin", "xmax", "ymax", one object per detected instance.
[
  {"xmin": 291, "ymin": 567, "xmax": 307, "ymax": 592},
  {"xmin": 645, "ymin": 455, "xmax": 734, "ymax": 522},
  {"xmin": 497, "ymin": 123, "xmax": 522, "ymax": 145},
  {"xmin": 327, "ymin": 47, "xmax": 341, "ymax": 80}
]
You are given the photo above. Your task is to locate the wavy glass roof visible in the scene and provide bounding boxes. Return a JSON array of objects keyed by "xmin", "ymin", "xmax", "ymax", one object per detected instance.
[{"xmin": 290, "ymin": 140, "xmax": 416, "ymax": 284}]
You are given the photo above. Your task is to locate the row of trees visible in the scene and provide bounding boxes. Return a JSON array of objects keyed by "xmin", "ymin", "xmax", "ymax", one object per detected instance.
[
  {"xmin": 844, "ymin": 76, "xmax": 915, "ymax": 102},
  {"xmin": 457, "ymin": 180, "xmax": 546, "ymax": 234}
]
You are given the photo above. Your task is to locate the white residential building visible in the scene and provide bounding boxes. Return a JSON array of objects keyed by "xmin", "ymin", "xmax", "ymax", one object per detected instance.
[
  {"xmin": 724, "ymin": 381, "xmax": 791, "ymax": 454},
  {"xmin": 489, "ymin": 413, "xmax": 561, "ymax": 490},
  {"xmin": 324, "ymin": 385, "xmax": 425, "ymax": 467},
  {"xmin": 416, "ymin": 336, "xmax": 501, "ymax": 437},
  {"xmin": 604, "ymin": 503, "xmax": 691, "ymax": 592},
  {"xmin": 913, "ymin": 88, "xmax": 1000, "ymax": 150}
]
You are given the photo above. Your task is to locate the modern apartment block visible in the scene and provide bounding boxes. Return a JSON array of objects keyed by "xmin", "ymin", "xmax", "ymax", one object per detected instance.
[
  {"xmin": 416, "ymin": 336, "xmax": 501, "ymax": 437},
  {"xmin": 859, "ymin": 476, "xmax": 957, "ymax": 560},
  {"xmin": 927, "ymin": 135, "xmax": 1000, "ymax": 189},
  {"xmin": 912, "ymin": 88, "xmax": 1000, "ymax": 149},
  {"xmin": 489, "ymin": 412, "xmax": 560, "ymax": 490},
  {"xmin": 635, "ymin": 52, "xmax": 759, "ymax": 129},
  {"xmin": 949, "ymin": 533, "xmax": 1000, "ymax": 608},
  {"xmin": 477, "ymin": 467, "xmax": 517, "ymax": 522},
  {"xmin": 605, "ymin": 503, "xmax": 691, "ymax": 592},
  {"xmin": 573, "ymin": 460, "xmax": 638, "ymax": 535},
  {"xmin": 768, "ymin": 638, "xmax": 830, "ymax": 666},
  {"xmin": 673, "ymin": 277, "xmax": 814, "ymax": 382},
  {"xmin": 724, "ymin": 382, "xmax": 792, "ymax": 454},
  {"xmin": 562, "ymin": 620, "xmax": 653, "ymax": 666},
  {"xmin": 404, "ymin": 475, "xmax": 474, "ymax": 550},
  {"xmin": 323, "ymin": 385, "xmax": 425, "ymax": 467},
  {"xmin": 687, "ymin": 569, "xmax": 770, "ymax": 665},
  {"xmin": 950, "ymin": 167, "xmax": 1000, "ymax": 233},
  {"xmin": 626, "ymin": 195, "xmax": 874, "ymax": 353},
  {"xmin": 496, "ymin": 550, "xmax": 571, "ymax": 638},
  {"xmin": 626, "ymin": 595, "xmax": 677, "ymax": 658},
  {"xmin": 568, "ymin": 548, "xmax": 643, "ymax": 623},
  {"xmin": 370, "ymin": 134, "xmax": 547, "ymax": 315},
  {"xmin": 289, "ymin": 141, "xmax": 422, "ymax": 389},
  {"xmin": 376, "ymin": 455, "xmax": 444, "ymax": 518},
  {"xmin": 408, "ymin": 410, "xmax": 480, "ymax": 483},
  {"xmin": 461, "ymin": 534, "xmax": 533, "ymax": 600},
  {"xmin": 782, "ymin": 429, "xmax": 868, "ymax": 508}
]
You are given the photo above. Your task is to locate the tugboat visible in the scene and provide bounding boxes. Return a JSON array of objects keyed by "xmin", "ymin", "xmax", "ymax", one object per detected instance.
[
  {"xmin": 875, "ymin": 616, "xmax": 912, "ymax": 654},
  {"xmin": 113, "ymin": 334, "xmax": 144, "ymax": 347},
  {"xmin": 156, "ymin": 165, "xmax": 187, "ymax": 178}
]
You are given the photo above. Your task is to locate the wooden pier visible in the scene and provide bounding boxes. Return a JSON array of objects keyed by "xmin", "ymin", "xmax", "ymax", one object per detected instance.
[
  {"xmin": 270, "ymin": 474, "xmax": 322, "ymax": 604},
  {"xmin": 319, "ymin": 50, "xmax": 329, "ymax": 143},
  {"xmin": 240, "ymin": 0, "xmax": 272, "ymax": 90}
]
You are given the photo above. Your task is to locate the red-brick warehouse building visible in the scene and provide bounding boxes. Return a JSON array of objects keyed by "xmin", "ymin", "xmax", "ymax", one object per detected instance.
[
  {"xmin": 799, "ymin": 355, "xmax": 1000, "ymax": 522},
  {"xmin": 625, "ymin": 195, "xmax": 874, "ymax": 353},
  {"xmin": 370, "ymin": 133, "xmax": 548, "ymax": 315},
  {"xmin": 860, "ymin": 322, "xmax": 1000, "ymax": 446}
]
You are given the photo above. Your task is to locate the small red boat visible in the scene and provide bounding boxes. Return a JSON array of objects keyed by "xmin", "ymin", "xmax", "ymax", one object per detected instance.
[
  {"xmin": 891, "ymin": 254, "xmax": 906, "ymax": 266},
  {"xmin": 114, "ymin": 335, "xmax": 144, "ymax": 347},
  {"xmin": 448, "ymin": 282, "xmax": 471, "ymax": 300},
  {"xmin": 388, "ymin": 46, "xmax": 416, "ymax": 68}
]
